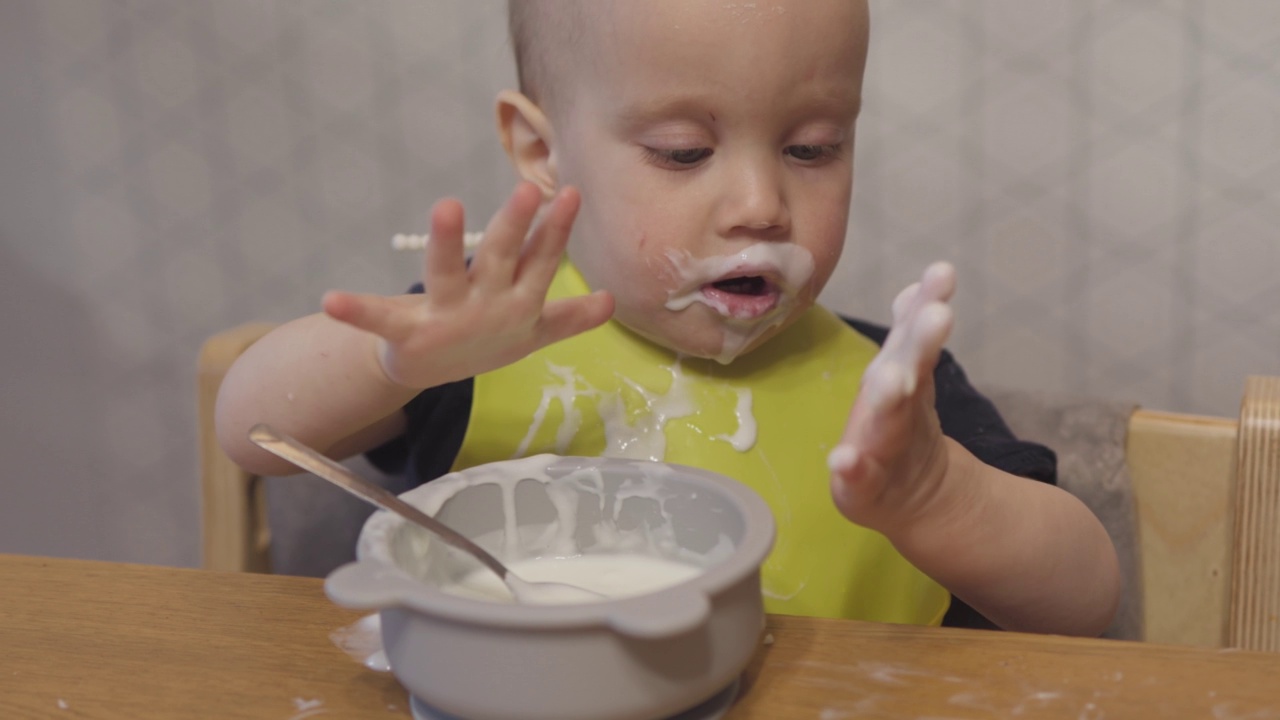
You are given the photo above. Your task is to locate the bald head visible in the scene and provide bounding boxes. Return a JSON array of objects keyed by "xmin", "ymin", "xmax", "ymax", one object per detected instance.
[
  {"xmin": 509, "ymin": 2, "xmax": 869, "ymax": 120},
  {"xmin": 507, "ymin": 1, "xmax": 596, "ymax": 115}
]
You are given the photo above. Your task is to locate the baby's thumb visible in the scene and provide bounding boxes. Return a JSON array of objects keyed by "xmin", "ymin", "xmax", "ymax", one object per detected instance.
[
  {"xmin": 322, "ymin": 290, "xmax": 414, "ymax": 343},
  {"xmin": 537, "ymin": 291, "xmax": 615, "ymax": 347},
  {"xmin": 828, "ymin": 444, "xmax": 886, "ymax": 526}
]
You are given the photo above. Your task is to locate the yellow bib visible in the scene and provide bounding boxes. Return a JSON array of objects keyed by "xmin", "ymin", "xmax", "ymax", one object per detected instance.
[{"xmin": 453, "ymin": 263, "xmax": 948, "ymax": 624}]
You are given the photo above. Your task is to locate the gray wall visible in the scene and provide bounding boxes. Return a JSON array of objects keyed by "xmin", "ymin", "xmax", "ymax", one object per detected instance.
[{"xmin": 2, "ymin": 1, "xmax": 1277, "ymax": 567}]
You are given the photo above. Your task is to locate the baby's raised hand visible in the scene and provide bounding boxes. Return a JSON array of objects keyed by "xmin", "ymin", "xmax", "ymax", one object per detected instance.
[
  {"xmin": 828, "ymin": 262, "xmax": 957, "ymax": 534},
  {"xmin": 322, "ymin": 183, "xmax": 614, "ymax": 389}
]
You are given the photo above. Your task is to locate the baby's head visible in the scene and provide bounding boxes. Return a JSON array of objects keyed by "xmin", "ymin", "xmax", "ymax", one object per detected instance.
[{"xmin": 499, "ymin": 1, "xmax": 870, "ymax": 363}]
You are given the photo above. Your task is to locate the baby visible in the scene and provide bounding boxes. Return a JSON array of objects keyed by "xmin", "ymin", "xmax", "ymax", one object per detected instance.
[{"xmin": 217, "ymin": 0, "xmax": 1120, "ymax": 634}]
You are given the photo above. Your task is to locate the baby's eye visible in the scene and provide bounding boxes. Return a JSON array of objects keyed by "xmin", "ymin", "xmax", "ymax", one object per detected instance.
[
  {"xmin": 644, "ymin": 147, "xmax": 713, "ymax": 169},
  {"xmin": 785, "ymin": 144, "xmax": 841, "ymax": 163}
]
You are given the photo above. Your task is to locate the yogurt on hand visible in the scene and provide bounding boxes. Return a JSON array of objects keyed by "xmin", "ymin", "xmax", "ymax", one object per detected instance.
[{"xmin": 440, "ymin": 553, "xmax": 703, "ymax": 604}]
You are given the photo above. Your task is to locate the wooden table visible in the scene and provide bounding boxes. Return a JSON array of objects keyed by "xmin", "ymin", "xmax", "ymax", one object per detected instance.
[{"xmin": 3, "ymin": 554, "xmax": 1279, "ymax": 719}]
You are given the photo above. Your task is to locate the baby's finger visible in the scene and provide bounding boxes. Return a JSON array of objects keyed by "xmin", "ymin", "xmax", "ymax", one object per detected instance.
[
  {"xmin": 858, "ymin": 358, "xmax": 916, "ymax": 420},
  {"xmin": 424, "ymin": 199, "xmax": 468, "ymax": 304},
  {"xmin": 901, "ymin": 301, "xmax": 954, "ymax": 379},
  {"xmin": 833, "ymin": 356, "xmax": 909, "ymax": 462},
  {"xmin": 535, "ymin": 291, "xmax": 615, "ymax": 348},
  {"xmin": 890, "ymin": 262, "xmax": 951, "ymax": 324},
  {"xmin": 891, "ymin": 282, "xmax": 920, "ymax": 325},
  {"xmin": 871, "ymin": 302, "xmax": 951, "ymax": 411},
  {"xmin": 917, "ymin": 261, "xmax": 957, "ymax": 305},
  {"xmin": 517, "ymin": 186, "xmax": 580, "ymax": 291},
  {"xmin": 828, "ymin": 441, "xmax": 889, "ymax": 525},
  {"xmin": 322, "ymin": 290, "xmax": 417, "ymax": 344},
  {"xmin": 884, "ymin": 262, "xmax": 956, "ymax": 356},
  {"xmin": 472, "ymin": 182, "xmax": 542, "ymax": 290}
]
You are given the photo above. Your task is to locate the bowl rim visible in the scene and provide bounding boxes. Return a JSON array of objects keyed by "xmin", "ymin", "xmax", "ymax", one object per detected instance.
[{"xmin": 332, "ymin": 455, "xmax": 776, "ymax": 630}]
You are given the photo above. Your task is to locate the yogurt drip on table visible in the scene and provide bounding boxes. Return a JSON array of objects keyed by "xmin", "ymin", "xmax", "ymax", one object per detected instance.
[{"xmin": 664, "ymin": 244, "xmax": 816, "ymax": 363}]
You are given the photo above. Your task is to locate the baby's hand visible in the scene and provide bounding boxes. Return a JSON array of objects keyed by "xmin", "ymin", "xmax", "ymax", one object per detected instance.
[
  {"xmin": 322, "ymin": 183, "xmax": 614, "ymax": 389},
  {"xmin": 828, "ymin": 262, "xmax": 957, "ymax": 535}
]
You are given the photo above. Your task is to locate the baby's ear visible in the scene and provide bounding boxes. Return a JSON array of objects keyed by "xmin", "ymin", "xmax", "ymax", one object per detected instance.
[{"xmin": 496, "ymin": 90, "xmax": 558, "ymax": 198}]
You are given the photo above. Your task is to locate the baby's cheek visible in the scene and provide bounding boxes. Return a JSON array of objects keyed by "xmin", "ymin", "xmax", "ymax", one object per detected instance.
[
  {"xmin": 811, "ymin": 232, "xmax": 845, "ymax": 268},
  {"xmin": 806, "ymin": 247, "xmax": 843, "ymax": 295},
  {"xmin": 644, "ymin": 251, "xmax": 685, "ymax": 290},
  {"xmin": 628, "ymin": 274, "xmax": 676, "ymax": 314}
]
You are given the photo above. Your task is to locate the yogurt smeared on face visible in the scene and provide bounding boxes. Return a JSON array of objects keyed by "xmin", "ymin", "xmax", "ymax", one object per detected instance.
[{"xmin": 663, "ymin": 244, "xmax": 815, "ymax": 363}]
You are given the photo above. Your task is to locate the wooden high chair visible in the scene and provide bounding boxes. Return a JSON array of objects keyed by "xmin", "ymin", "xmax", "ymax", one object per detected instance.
[{"xmin": 197, "ymin": 322, "xmax": 1280, "ymax": 651}]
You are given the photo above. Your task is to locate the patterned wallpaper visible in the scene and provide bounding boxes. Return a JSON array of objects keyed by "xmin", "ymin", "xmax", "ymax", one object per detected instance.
[
  {"xmin": 1, "ymin": 1, "xmax": 1276, "ymax": 566},
  {"xmin": 843, "ymin": 0, "xmax": 1280, "ymax": 417}
]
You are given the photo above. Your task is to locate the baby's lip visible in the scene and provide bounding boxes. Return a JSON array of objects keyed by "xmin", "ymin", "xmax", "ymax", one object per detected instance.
[
  {"xmin": 694, "ymin": 266, "xmax": 790, "ymax": 320},
  {"xmin": 699, "ymin": 282, "xmax": 782, "ymax": 320},
  {"xmin": 696, "ymin": 264, "xmax": 792, "ymax": 293},
  {"xmin": 662, "ymin": 250, "xmax": 812, "ymax": 321},
  {"xmin": 725, "ymin": 262, "xmax": 783, "ymax": 283}
]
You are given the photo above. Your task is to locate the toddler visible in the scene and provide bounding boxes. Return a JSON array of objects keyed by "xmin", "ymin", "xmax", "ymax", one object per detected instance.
[{"xmin": 217, "ymin": 0, "xmax": 1120, "ymax": 634}]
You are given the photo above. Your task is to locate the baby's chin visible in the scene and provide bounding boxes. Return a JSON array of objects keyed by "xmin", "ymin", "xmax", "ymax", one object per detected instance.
[{"xmin": 618, "ymin": 309, "xmax": 797, "ymax": 365}]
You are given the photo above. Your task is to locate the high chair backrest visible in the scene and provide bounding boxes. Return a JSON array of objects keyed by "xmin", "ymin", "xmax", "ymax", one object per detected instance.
[
  {"xmin": 197, "ymin": 322, "xmax": 1280, "ymax": 651},
  {"xmin": 1127, "ymin": 400, "xmax": 1279, "ymax": 652}
]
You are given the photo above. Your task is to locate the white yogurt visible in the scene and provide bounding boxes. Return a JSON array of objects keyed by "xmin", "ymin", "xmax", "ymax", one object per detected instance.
[
  {"xmin": 440, "ymin": 553, "xmax": 703, "ymax": 604},
  {"xmin": 663, "ymin": 245, "xmax": 815, "ymax": 314},
  {"xmin": 514, "ymin": 363, "xmax": 588, "ymax": 457},
  {"xmin": 598, "ymin": 360, "xmax": 696, "ymax": 462},
  {"xmin": 359, "ymin": 456, "xmax": 736, "ymax": 603},
  {"xmin": 714, "ymin": 387, "xmax": 757, "ymax": 452},
  {"xmin": 515, "ymin": 356, "xmax": 758, "ymax": 465},
  {"xmin": 663, "ymin": 244, "xmax": 816, "ymax": 363}
]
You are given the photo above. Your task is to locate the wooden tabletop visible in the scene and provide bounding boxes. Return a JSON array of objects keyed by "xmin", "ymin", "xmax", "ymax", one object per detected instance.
[{"xmin": 3, "ymin": 553, "xmax": 1279, "ymax": 719}]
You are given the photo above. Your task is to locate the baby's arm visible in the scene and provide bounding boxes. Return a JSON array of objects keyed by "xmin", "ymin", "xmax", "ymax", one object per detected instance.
[
  {"xmin": 216, "ymin": 183, "xmax": 613, "ymax": 476},
  {"xmin": 828, "ymin": 263, "xmax": 1121, "ymax": 636}
]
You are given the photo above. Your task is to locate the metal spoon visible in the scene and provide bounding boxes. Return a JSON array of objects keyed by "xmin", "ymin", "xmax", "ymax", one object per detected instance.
[{"xmin": 248, "ymin": 423, "xmax": 604, "ymax": 605}]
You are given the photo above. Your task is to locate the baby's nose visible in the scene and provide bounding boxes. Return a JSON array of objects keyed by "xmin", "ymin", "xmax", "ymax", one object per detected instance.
[{"xmin": 720, "ymin": 166, "xmax": 790, "ymax": 238}]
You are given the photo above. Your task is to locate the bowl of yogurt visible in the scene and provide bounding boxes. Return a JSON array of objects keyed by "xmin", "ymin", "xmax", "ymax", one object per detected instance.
[{"xmin": 324, "ymin": 454, "xmax": 775, "ymax": 720}]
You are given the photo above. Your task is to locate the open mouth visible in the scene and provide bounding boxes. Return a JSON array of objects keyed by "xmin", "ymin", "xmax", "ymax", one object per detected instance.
[
  {"xmin": 710, "ymin": 276, "xmax": 770, "ymax": 296},
  {"xmin": 701, "ymin": 275, "xmax": 782, "ymax": 319}
]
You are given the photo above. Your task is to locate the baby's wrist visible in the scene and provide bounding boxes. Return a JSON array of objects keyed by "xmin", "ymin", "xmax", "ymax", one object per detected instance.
[
  {"xmin": 368, "ymin": 335, "xmax": 419, "ymax": 391},
  {"xmin": 881, "ymin": 439, "xmax": 991, "ymax": 554}
]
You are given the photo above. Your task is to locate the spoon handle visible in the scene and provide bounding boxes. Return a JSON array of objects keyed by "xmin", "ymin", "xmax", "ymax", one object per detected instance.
[{"xmin": 248, "ymin": 423, "xmax": 508, "ymax": 581}]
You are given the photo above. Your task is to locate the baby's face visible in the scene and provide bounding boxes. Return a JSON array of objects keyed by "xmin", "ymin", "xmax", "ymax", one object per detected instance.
[{"xmin": 553, "ymin": 0, "xmax": 868, "ymax": 363}]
